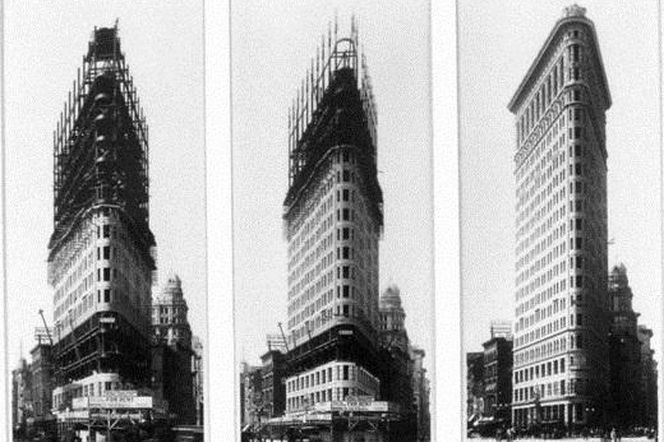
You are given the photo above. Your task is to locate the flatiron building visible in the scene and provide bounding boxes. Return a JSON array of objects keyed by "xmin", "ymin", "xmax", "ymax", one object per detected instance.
[
  {"xmin": 282, "ymin": 22, "xmax": 384, "ymax": 413},
  {"xmin": 508, "ymin": 5, "xmax": 611, "ymax": 427},
  {"xmin": 48, "ymin": 25, "xmax": 155, "ymax": 411}
]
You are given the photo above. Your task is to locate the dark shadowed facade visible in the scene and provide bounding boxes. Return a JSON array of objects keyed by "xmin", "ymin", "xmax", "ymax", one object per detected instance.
[
  {"xmin": 151, "ymin": 275, "xmax": 196, "ymax": 425},
  {"xmin": 483, "ymin": 335, "xmax": 513, "ymax": 424},
  {"xmin": 607, "ymin": 264, "xmax": 641, "ymax": 428}
]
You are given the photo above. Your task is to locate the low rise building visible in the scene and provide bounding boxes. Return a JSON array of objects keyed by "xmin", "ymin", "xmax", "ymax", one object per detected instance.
[
  {"xmin": 637, "ymin": 325, "xmax": 657, "ymax": 428},
  {"xmin": 28, "ymin": 342, "xmax": 55, "ymax": 435},
  {"xmin": 241, "ymin": 363, "xmax": 263, "ymax": 432},
  {"xmin": 192, "ymin": 335, "xmax": 204, "ymax": 426},
  {"xmin": 12, "ymin": 356, "xmax": 32, "ymax": 439},
  {"xmin": 260, "ymin": 349, "xmax": 287, "ymax": 418},
  {"xmin": 467, "ymin": 352, "xmax": 485, "ymax": 424},
  {"xmin": 411, "ymin": 346, "xmax": 431, "ymax": 442},
  {"xmin": 482, "ymin": 329, "xmax": 513, "ymax": 425}
]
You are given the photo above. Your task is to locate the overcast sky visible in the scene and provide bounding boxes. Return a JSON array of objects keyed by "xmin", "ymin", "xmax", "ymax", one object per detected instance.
[
  {"xmin": 231, "ymin": 0, "xmax": 434, "ymax": 374},
  {"xmin": 459, "ymin": 1, "xmax": 662, "ymax": 361},
  {"xmin": 4, "ymin": 0, "xmax": 206, "ymax": 366}
]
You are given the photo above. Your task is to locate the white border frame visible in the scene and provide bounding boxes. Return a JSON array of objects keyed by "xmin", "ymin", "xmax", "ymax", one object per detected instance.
[
  {"xmin": 204, "ymin": 0, "xmax": 234, "ymax": 439},
  {"xmin": 433, "ymin": 1, "xmax": 462, "ymax": 440}
]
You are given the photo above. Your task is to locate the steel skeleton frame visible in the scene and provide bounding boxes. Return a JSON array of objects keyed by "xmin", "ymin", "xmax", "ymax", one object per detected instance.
[{"xmin": 47, "ymin": 24, "xmax": 155, "ymax": 407}]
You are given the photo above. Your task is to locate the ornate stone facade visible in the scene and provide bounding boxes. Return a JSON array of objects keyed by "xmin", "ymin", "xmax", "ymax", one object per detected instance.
[{"xmin": 509, "ymin": 6, "xmax": 611, "ymax": 427}]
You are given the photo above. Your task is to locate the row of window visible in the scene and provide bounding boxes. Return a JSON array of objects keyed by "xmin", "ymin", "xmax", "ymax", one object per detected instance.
[
  {"xmin": 516, "ymin": 295, "xmax": 567, "ymax": 331},
  {"xmin": 516, "ymin": 314, "xmax": 568, "ymax": 350},
  {"xmin": 517, "ymin": 51, "xmax": 567, "ymax": 144},
  {"xmin": 515, "ymin": 334, "xmax": 567, "ymax": 365},
  {"xmin": 514, "ymin": 377, "xmax": 589, "ymax": 404},
  {"xmin": 516, "ymin": 240, "xmax": 568, "ymax": 300},
  {"xmin": 53, "ymin": 380, "xmax": 123, "ymax": 408},
  {"xmin": 287, "ymin": 387, "xmax": 369, "ymax": 411},
  {"xmin": 515, "ymin": 357, "xmax": 566, "ymax": 384}
]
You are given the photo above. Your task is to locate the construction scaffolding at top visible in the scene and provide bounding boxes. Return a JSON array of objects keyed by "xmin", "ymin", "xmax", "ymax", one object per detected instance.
[
  {"xmin": 48, "ymin": 23, "xmax": 154, "ymax": 274},
  {"xmin": 284, "ymin": 17, "xmax": 382, "ymax": 229}
]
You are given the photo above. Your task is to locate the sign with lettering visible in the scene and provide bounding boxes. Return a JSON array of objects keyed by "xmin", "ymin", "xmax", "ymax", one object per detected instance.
[{"xmin": 72, "ymin": 391, "xmax": 152, "ymax": 410}]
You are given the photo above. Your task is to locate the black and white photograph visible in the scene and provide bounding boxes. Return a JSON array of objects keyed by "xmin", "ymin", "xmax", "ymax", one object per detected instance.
[
  {"xmin": 4, "ymin": 1, "xmax": 206, "ymax": 440},
  {"xmin": 231, "ymin": 1, "xmax": 434, "ymax": 441},
  {"xmin": 460, "ymin": 2, "xmax": 661, "ymax": 441}
]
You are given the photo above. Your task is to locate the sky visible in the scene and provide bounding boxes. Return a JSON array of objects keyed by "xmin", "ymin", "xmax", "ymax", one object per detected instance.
[
  {"xmin": 3, "ymin": 0, "xmax": 206, "ymax": 366},
  {"xmin": 231, "ymin": 0, "xmax": 434, "ymax": 374},
  {"xmin": 459, "ymin": 0, "xmax": 662, "ymax": 363}
]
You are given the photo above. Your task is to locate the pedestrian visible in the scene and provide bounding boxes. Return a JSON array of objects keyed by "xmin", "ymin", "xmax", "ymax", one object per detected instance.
[{"xmin": 610, "ymin": 427, "xmax": 617, "ymax": 442}]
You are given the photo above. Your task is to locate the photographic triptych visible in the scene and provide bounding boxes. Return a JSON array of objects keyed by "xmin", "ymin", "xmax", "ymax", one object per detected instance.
[{"xmin": 1, "ymin": 1, "xmax": 661, "ymax": 441}]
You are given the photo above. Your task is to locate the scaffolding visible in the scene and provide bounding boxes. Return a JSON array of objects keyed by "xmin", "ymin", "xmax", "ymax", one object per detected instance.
[
  {"xmin": 48, "ymin": 23, "xmax": 154, "ymax": 274},
  {"xmin": 283, "ymin": 17, "xmax": 383, "ymax": 233},
  {"xmin": 45, "ymin": 24, "xmax": 154, "ymax": 395}
]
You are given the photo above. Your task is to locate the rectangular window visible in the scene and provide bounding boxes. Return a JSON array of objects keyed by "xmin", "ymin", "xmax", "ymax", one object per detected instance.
[
  {"xmin": 104, "ymin": 289, "xmax": 110, "ymax": 303},
  {"xmin": 342, "ymin": 189, "xmax": 349, "ymax": 201},
  {"xmin": 342, "ymin": 209, "xmax": 349, "ymax": 221},
  {"xmin": 103, "ymin": 225, "xmax": 110, "ymax": 238},
  {"xmin": 342, "ymin": 170, "xmax": 350, "ymax": 182}
]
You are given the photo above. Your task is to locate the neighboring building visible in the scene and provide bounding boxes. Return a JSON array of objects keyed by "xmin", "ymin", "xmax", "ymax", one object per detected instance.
[
  {"xmin": 637, "ymin": 325, "xmax": 658, "ymax": 428},
  {"xmin": 48, "ymin": 24, "xmax": 155, "ymax": 418},
  {"xmin": 483, "ymin": 332, "xmax": 513, "ymax": 424},
  {"xmin": 282, "ymin": 22, "xmax": 385, "ymax": 417},
  {"xmin": 240, "ymin": 363, "xmax": 264, "ymax": 431},
  {"xmin": 192, "ymin": 335, "xmax": 205, "ymax": 426},
  {"xmin": 508, "ymin": 5, "xmax": 612, "ymax": 428},
  {"xmin": 152, "ymin": 274, "xmax": 193, "ymax": 347},
  {"xmin": 12, "ymin": 356, "xmax": 32, "ymax": 439},
  {"xmin": 467, "ymin": 352, "xmax": 485, "ymax": 424},
  {"xmin": 607, "ymin": 264, "xmax": 641, "ymax": 428},
  {"xmin": 28, "ymin": 342, "xmax": 55, "ymax": 434},
  {"xmin": 260, "ymin": 350, "xmax": 287, "ymax": 418},
  {"xmin": 378, "ymin": 286, "xmax": 415, "ymax": 414},
  {"xmin": 379, "ymin": 285, "xmax": 409, "ymax": 352},
  {"xmin": 151, "ymin": 344, "xmax": 194, "ymax": 424},
  {"xmin": 151, "ymin": 275, "xmax": 195, "ymax": 424},
  {"xmin": 490, "ymin": 321, "xmax": 513, "ymax": 341},
  {"xmin": 411, "ymin": 347, "xmax": 431, "ymax": 442}
]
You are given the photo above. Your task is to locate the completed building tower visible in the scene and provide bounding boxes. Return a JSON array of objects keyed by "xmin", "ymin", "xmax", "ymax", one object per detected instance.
[
  {"xmin": 282, "ymin": 20, "xmax": 383, "ymax": 412},
  {"xmin": 48, "ymin": 25, "xmax": 155, "ymax": 412},
  {"xmin": 508, "ymin": 5, "xmax": 611, "ymax": 428}
]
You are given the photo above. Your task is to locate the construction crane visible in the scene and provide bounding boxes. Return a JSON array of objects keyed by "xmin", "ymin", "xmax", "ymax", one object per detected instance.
[
  {"xmin": 68, "ymin": 312, "xmax": 82, "ymax": 361},
  {"xmin": 277, "ymin": 322, "xmax": 290, "ymax": 353},
  {"xmin": 38, "ymin": 309, "xmax": 54, "ymax": 347}
]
